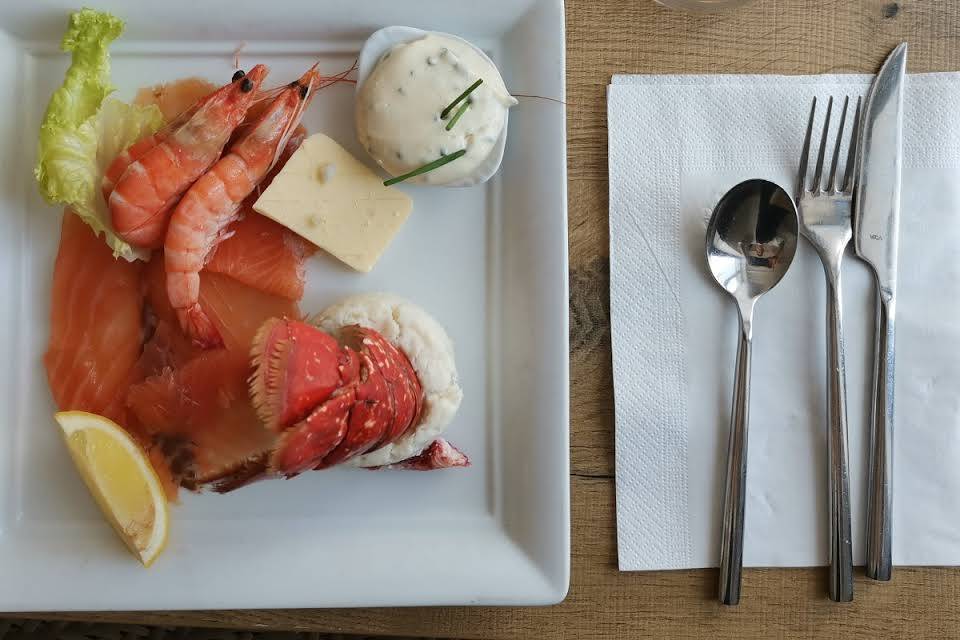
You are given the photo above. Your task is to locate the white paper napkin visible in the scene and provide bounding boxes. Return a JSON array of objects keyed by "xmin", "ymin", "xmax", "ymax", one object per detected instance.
[{"xmin": 609, "ymin": 73, "xmax": 960, "ymax": 571}]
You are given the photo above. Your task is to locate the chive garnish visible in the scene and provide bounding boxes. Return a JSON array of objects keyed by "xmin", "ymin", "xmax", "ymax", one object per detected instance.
[
  {"xmin": 445, "ymin": 101, "xmax": 470, "ymax": 131},
  {"xmin": 440, "ymin": 79, "xmax": 483, "ymax": 119},
  {"xmin": 383, "ymin": 149, "xmax": 467, "ymax": 186}
]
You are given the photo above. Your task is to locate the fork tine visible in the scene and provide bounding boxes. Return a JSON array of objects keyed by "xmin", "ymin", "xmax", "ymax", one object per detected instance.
[
  {"xmin": 828, "ymin": 96, "xmax": 849, "ymax": 193},
  {"xmin": 811, "ymin": 96, "xmax": 833, "ymax": 193},
  {"xmin": 798, "ymin": 97, "xmax": 817, "ymax": 196},
  {"xmin": 842, "ymin": 96, "xmax": 862, "ymax": 193}
]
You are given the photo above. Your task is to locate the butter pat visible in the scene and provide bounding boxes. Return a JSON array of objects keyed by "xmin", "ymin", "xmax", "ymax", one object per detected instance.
[{"xmin": 253, "ymin": 133, "xmax": 413, "ymax": 272}]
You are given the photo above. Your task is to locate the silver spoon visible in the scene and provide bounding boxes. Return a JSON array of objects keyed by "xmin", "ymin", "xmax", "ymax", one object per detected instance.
[{"xmin": 706, "ymin": 179, "xmax": 799, "ymax": 606}]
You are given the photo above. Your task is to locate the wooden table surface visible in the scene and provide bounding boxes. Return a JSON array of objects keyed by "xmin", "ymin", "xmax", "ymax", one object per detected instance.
[{"xmin": 24, "ymin": 0, "xmax": 960, "ymax": 637}]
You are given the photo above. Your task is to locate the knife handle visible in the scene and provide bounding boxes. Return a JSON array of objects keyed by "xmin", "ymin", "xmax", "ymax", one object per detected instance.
[
  {"xmin": 865, "ymin": 293, "xmax": 895, "ymax": 581},
  {"xmin": 825, "ymin": 269, "xmax": 854, "ymax": 601}
]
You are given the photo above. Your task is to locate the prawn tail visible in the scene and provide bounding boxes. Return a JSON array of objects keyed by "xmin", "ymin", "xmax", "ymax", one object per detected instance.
[{"xmin": 178, "ymin": 304, "xmax": 224, "ymax": 349}]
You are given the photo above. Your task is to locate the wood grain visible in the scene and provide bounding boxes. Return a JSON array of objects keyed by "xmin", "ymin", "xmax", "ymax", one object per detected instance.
[{"xmin": 18, "ymin": 0, "xmax": 960, "ymax": 637}]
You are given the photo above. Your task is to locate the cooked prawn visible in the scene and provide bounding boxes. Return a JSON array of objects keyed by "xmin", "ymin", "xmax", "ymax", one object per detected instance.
[
  {"xmin": 101, "ymin": 105, "xmax": 199, "ymax": 204},
  {"xmin": 165, "ymin": 65, "xmax": 321, "ymax": 347},
  {"xmin": 102, "ymin": 78, "xmax": 222, "ymax": 205},
  {"xmin": 108, "ymin": 65, "xmax": 269, "ymax": 249}
]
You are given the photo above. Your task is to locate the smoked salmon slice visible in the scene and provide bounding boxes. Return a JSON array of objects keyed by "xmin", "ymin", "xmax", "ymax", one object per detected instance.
[
  {"xmin": 44, "ymin": 211, "xmax": 144, "ymax": 425},
  {"xmin": 204, "ymin": 210, "xmax": 314, "ymax": 302},
  {"xmin": 127, "ymin": 349, "xmax": 275, "ymax": 488},
  {"xmin": 130, "ymin": 258, "xmax": 299, "ymax": 488},
  {"xmin": 202, "ymin": 124, "xmax": 311, "ymax": 301},
  {"xmin": 134, "ymin": 77, "xmax": 216, "ymax": 122},
  {"xmin": 143, "ymin": 254, "xmax": 299, "ymax": 351},
  {"xmin": 198, "ymin": 269, "xmax": 300, "ymax": 352},
  {"xmin": 45, "ymin": 212, "xmax": 181, "ymax": 499}
]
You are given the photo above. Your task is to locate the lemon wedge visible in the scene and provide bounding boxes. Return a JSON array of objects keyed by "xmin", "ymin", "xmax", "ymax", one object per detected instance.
[{"xmin": 54, "ymin": 411, "xmax": 169, "ymax": 567}]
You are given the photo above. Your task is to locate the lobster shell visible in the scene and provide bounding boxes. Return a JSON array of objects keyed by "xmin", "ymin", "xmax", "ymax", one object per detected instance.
[{"xmin": 249, "ymin": 318, "xmax": 424, "ymax": 475}]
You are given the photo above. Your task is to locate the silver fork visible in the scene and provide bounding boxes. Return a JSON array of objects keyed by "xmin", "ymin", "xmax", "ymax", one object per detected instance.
[{"xmin": 797, "ymin": 95, "xmax": 861, "ymax": 603}]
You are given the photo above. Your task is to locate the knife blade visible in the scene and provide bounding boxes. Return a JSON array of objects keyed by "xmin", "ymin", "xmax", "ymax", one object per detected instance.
[
  {"xmin": 854, "ymin": 42, "xmax": 907, "ymax": 582},
  {"xmin": 856, "ymin": 43, "xmax": 906, "ymax": 293}
]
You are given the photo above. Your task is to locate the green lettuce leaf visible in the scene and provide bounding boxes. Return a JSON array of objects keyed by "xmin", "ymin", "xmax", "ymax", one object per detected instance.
[
  {"xmin": 71, "ymin": 99, "xmax": 163, "ymax": 260},
  {"xmin": 34, "ymin": 9, "xmax": 162, "ymax": 262}
]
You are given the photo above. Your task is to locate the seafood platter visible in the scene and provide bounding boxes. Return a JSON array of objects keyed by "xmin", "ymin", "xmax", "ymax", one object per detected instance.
[{"xmin": 0, "ymin": 0, "xmax": 568, "ymax": 609}]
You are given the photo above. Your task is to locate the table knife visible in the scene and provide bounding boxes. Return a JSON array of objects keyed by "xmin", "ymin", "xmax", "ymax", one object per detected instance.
[{"xmin": 854, "ymin": 42, "xmax": 907, "ymax": 582}]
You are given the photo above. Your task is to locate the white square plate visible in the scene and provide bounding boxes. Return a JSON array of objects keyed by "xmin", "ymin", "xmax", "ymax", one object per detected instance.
[{"xmin": 0, "ymin": 0, "xmax": 568, "ymax": 610}]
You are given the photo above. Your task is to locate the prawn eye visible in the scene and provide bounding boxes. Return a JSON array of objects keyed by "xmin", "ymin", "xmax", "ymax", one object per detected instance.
[
  {"xmin": 299, "ymin": 84, "xmax": 309, "ymax": 99},
  {"xmin": 241, "ymin": 78, "xmax": 254, "ymax": 92},
  {"xmin": 232, "ymin": 70, "xmax": 245, "ymax": 82}
]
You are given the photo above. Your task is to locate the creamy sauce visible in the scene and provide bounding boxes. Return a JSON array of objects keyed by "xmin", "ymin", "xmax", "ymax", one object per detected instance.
[{"xmin": 355, "ymin": 33, "xmax": 517, "ymax": 185}]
